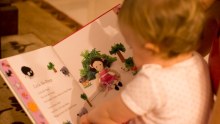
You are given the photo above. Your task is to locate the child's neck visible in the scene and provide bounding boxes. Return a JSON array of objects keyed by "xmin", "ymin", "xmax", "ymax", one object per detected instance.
[{"xmin": 152, "ymin": 52, "xmax": 193, "ymax": 68}]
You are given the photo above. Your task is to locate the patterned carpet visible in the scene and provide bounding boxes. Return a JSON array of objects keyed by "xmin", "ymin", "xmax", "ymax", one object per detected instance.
[{"xmin": 0, "ymin": 0, "xmax": 81, "ymax": 123}]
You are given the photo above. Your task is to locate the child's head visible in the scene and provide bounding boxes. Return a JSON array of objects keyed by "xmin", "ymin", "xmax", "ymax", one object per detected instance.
[
  {"xmin": 200, "ymin": 0, "xmax": 215, "ymax": 9},
  {"xmin": 118, "ymin": 0, "xmax": 205, "ymax": 59}
]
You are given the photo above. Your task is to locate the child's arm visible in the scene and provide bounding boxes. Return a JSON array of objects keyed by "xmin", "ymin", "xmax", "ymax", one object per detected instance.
[{"xmin": 80, "ymin": 94, "xmax": 137, "ymax": 124}]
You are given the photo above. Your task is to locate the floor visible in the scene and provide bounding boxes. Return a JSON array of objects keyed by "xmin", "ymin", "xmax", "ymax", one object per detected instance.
[{"xmin": 44, "ymin": 0, "xmax": 123, "ymax": 25}]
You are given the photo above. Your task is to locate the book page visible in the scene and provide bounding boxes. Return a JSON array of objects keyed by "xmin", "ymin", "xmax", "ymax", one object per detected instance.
[
  {"xmin": 53, "ymin": 9, "xmax": 135, "ymax": 106},
  {"xmin": 0, "ymin": 46, "xmax": 85, "ymax": 124}
]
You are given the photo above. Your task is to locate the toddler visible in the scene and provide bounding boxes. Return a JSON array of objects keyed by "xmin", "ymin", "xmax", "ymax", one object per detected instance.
[{"xmin": 80, "ymin": 0, "xmax": 214, "ymax": 123}]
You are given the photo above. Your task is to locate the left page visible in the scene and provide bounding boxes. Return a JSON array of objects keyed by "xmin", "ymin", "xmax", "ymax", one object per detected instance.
[{"xmin": 0, "ymin": 46, "xmax": 85, "ymax": 124}]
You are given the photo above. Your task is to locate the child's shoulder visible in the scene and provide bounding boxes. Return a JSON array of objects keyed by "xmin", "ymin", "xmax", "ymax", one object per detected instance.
[
  {"xmin": 140, "ymin": 52, "xmax": 208, "ymax": 80},
  {"xmin": 172, "ymin": 52, "xmax": 207, "ymax": 69}
]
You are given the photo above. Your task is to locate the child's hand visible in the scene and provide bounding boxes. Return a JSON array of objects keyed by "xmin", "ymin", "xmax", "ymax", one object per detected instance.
[{"xmin": 80, "ymin": 114, "xmax": 91, "ymax": 124}]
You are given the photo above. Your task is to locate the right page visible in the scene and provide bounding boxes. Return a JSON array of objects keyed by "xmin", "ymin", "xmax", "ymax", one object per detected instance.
[{"xmin": 53, "ymin": 7, "xmax": 135, "ymax": 106}]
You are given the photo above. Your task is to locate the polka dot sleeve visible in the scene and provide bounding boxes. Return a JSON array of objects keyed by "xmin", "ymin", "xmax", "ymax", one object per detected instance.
[{"xmin": 121, "ymin": 70, "xmax": 160, "ymax": 115}]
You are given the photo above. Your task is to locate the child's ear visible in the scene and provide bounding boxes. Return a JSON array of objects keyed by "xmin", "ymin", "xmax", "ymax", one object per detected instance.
[{"xmin": 144, "ymin": 43, "xmax": 160, "ymax": 53}]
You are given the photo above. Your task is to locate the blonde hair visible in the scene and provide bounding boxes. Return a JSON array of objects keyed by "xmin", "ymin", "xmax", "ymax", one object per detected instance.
[{"xmin": 118, "ymin": 0, "xmax": 205, "ymax": 58}]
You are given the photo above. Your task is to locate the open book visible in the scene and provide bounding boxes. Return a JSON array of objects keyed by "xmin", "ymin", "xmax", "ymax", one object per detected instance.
[{"xmin": 0, "ymin": 5, "xmax": 137, "ymax": 124}]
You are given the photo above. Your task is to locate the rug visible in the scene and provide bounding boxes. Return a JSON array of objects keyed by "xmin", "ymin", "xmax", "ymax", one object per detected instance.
[
  {"xmin": 1, "ymin": 33, "xmax": 46, "ymax": 58},
  {"xmin": 0, "ymin": 1, "xmax": 81, "ymax": 124}
]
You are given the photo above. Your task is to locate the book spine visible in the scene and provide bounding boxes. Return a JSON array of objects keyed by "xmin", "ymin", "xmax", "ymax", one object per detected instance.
[{"xmin": 0, "ymin": 60, "xmax": 48, "ymax": 124}]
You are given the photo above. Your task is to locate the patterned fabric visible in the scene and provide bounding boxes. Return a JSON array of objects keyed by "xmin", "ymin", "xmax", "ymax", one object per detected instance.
[
  {"xmin": 0, "ymin": 80, "xmax": 31, "ymax": 124},
  {"xmin": 121, "ymin": 52, "xmax": 213, "ymax": 124}
]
